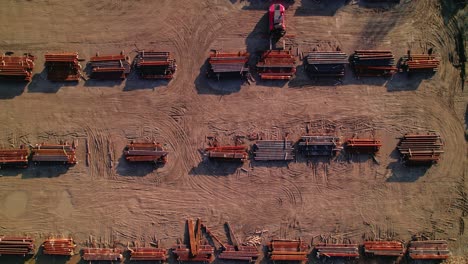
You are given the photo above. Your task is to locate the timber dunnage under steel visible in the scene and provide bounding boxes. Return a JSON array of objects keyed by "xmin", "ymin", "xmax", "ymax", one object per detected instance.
[
  {"xmin": 82, "ymin": 248, "xmax": 123, "ymax": 261},
  {"xmin": 346, "ymin": 138, "xmax": 382, "ymax": 153},
  {"xmin": 305, "ymin": 51, "xmax": 348, "ymax": 78},
  {"xmin": 0, "ymin": 236, "xmax": 35, "ymax": 256},
  {"xmin": 0, "ymin": 146, "xmax": 29, "ymax": 168},
  {"xmin": 363, "ymin": 241, "xmax": 405, "ymax": 257},
  {"xmin": 31, "ymin": 142, "xmax": 77, "ymax": 165},
  {"xmin": 42, "ymin": 238, "xmax": 76, "ymax": 256},
  {"xmin": 129, "ymin": 247, "xmax": 167, "ymax": 261},
  {"xmin": 124, "ymin": 141, "xmax": 168, "ymax": 164},
  {"xmin": 298, "ymin": 135, "xmax": 341, "ymax": 156},
  {"xmin": 350, "ymin": 50, "xmax": 397, "ymax": 77},
  {"xmin": 88, "ymin": 52, "xmax": 130, "ymax": 80},
  {"xmin": 0, "ymin": 54, "xmax": 35, "ymax": 81},
  {"xmin": 397, "ymin": 133, "xmax": 443, "ymax": 164},
  {"xmin": 253, "ymin": 140, "xmax": 294, "ymax": 161},
  {"xmin": 314, "ymin": 243, "xmax": 359, "ymax": 258},
  {"xmin": 134, "ymin": 51, "xmax": 176, "ymax": 79},
  {"xmin": 208, "ymin": 51, "xmax": 249, "ymax": 78},
  {"xmin": 408, "ymin": 240, "xmax": 449, "ymax": 260},
  {"xmin": 256, "ymin": 50, "xmax": 296, "ymax": 80},
  {"xmin": 268, "ymin": 239, "xmax": 309, "ymax": 262},
  {"xmin": 44, "ymin": 52, "xmax": 81, "ymax": 81},
  {"xmin": 205, "ymin": 146, "xmax": 248, "ymax": 162}
]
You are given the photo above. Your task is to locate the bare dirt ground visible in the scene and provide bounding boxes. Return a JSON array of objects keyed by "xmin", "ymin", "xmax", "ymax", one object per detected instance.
[{"xmin": 0, "ymin": 0, "xmax": 466, "ymax": 263}]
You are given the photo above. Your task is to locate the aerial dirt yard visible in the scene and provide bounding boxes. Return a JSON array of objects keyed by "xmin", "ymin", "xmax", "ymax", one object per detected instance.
[{"xmin": 0, "ymin": 0, "xmax": 466, "ymax": 263}]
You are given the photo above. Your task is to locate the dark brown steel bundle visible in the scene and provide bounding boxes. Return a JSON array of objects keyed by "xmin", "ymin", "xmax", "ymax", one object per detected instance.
[
  {"xmin": 400, "ymin": 54, "xmax": 439, "ymax": 72},
  {"xmin": 218, "ymin": 245, "xmax": 259, "ymax": 262},
  {"xmin": 44, "ymin": 52, "xmax": 81, "ymax": 81},
  {"xmin": 350, "ymin": 50, "xmax": 397, "ymax": 77},
  {"xmin": 0, "ymin": 54, "xmax": 35, "ymax": 81},
  {"xmin": 124, "ymin": 141, "xmax": 168, "ymax": 164},
  {"xmin": 363, "ymin": 241, "xmax": 405, "ymax": 257},
  {"xmin": 408, "ymin": 240, "xmax": 449, "ymax": 260},
  {"xmin": 256, "ymin": 50, "xmax": 296, "ymax": 80},
  {"xmin": 0, "ymin": 146, "xmax": 29, "ymax": 168},
  {"xmin": 205, "ymin": 146, "xmax": 248, "ymax": 161},
  {"xmin": 298, "ymin": 135, "xmax": 341, "ymax": 156},
  {"xmin": 172, "ymin": 219, "xmax": 214, "ymax": 262},
  {"xmin": 129, "ymin": 247, "xmax": 167, "ymax": 261},
  {"xmin": 314, "ymin": 243, "xmax": 359, "ymax": 258},
  {"xmin": 397, "ymin": 133, "xmax": 443, "ymax": 164},
  {"xmin": 268, "ymin": 239, "xmax": 309, "ymax": 261},
  {"xmin": 0, "ymin": 236, "xmax": 35, "ymax": 256},
  {"xmin": 134, "ymin": 51, "xmax": 176, "ymax": 79},
  {"xmin": 305, "ymin": 51, "xmax": 348, "ymax": 78},
  {"xmin": 254, "ymin": 140, "xmax": 294, "ymax": 161},
  {"xmin": 88, "ymin": 52, "xmax": 130, "ymax": 80},
  {"xmin": 346, "ymin": 138, "xmax": 382, "ymax": 153},
  {"xmin": 42, "ymin": 238, "xmax": 76, "ymax": 256},
  {"xmin": 208, "ymin": 51, "xmax": 249, "ymax": 78},
  {"xmin": 82, "ymin": 248, "xmax": 123, "ymax": 261},
  {"xmin": 31, "ymin": 142, "xmax": 77, "ymax": 164}
]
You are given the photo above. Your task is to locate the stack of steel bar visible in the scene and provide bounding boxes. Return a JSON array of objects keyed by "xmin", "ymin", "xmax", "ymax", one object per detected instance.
[
  {"xmin": 350, "ymin": 50, "xmax": 397, "ymax": 77},
  {"xmin": 0, "ymin": 54, "xmax": 35, "ymax": 81},
  {"xmin": 42, "ymin": 238, "xmax": 76, "ymax": 256},
  {"xmin": 305, "ymin": 51, "xmax": 348, "ymax": 78},
  {"xmin": 88, "ymin": 52, "xmax": 130, "ymax": 80},
  {"xmin": 268, "ymin": 239, "xmax": 309, "ymax": 262},
  {"xmin": 208, "ymin": 51, "xmax": 249, "ymax": 78},
  {"xmin": 172, "ymin": 244, "xmax": 214, "ymax": 262},
  {"xmin": 314, "ymin": 244, "xmax": 359, "ymax": 258},
  {"xmin": 397, "ymin": 133, "xmax": 443, "ymax": 164},
  {"xmin": 0, "ymin": 146, "xmax": 29, "ymax": 168},
  {"xmin": 298, "ymin": 135, "xmax": 340, "ymax": 156},
  {"xmin": 363, "ymin": 241, "xmax": 405, "ymax": 257},
  {"xmin": 400, "ymin": 54, "xmax": 439, "ymax": 72},
  {"xmin": 253, "ymin": 140, "xmax": 294, "ymax": 161},
  {"xmin": 129, "ymin": 247, "xmax": 167, "ymax": 261},
  {"xmin": 124, "ymin": 141, "xmax": 168, "ymax": 164},
  {"xmin": 346, "ymin": 138, "xmax": 382, "ymax": 153},
  {"xmin": 205, "ymin": 146, "xmax": 248, "ymax": 161},
  {"xmin": 82, "ymin": 248, "xmax": 123, "ymax": 261},
  {"xmin": 218, "ymin": 245, "xmax": 259, "ymax": 262},
  {"xmin": 256, "ymin": 50, "xmax": 296, "ymax": 80},
  {"xmin": 31, "ymin": 142, "xmax": 77, "ymax": 164},
  {"xmin": 408, "ymin": 240, "xmax": 449, "ymax": 260},
  {"xmin": 134, "ymin": 51, "xmax": 176, "ymax": 79},
  {"xmin": 0, "ymin": 236, "xmax": 35, "ymax": 256},
  {"xmin": 44, "ymin": 52, "xmax": 81, "ymax": 81}
]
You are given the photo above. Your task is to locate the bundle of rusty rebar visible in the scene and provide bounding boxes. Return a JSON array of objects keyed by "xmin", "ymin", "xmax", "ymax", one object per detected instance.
[
  {"xmin": 268, "ymin": 239, "xmax": 309, "ymax": 261},
  {"xmin": 363, "ymin": 241, "xmax": 405, "ymax": 257},
  {"xmin": 88, "ymin": 52, "xmax": 130, "ymax": 80},
  {"xmin": 82, "ymin": 248, "xmax": 123, "ymax": 261},
  {"xmin": 218, "ymin": 245, "xmax": 259, "ymax": 262},
  {"xmin": 346, "ymin": 138, "xmax": 382, "ymax": 153},
  {"xmin": 400, "ymin": 53, "xmax": 439, "ymax": 72},
  {"xmin": 42, "ymin": 238, "xmax": 75, "ymax": 256},
  {"xmin": 0, "ymin": 146, "xmax": 29, "ymax": 168},
  {"xmin": 31, "ymin": 142, "xmax": 77, "ymax": 164},
  {"xmin": 253, "ymin": 140, "xmax": 294, "ymax": 161},
  {"xmin": 0, "ymin": 54, "xmax": 35, "ymax": 81},
  {"xmin": 408, "ymin": 240, "xmax": 449, "ymax": 260},
  {"xmin": 314, "ymin": 243, "xmax": 359, "ymax": 258},
  {"xmin": 172, "ymin": 244, "xmax": 214, "ymax": 262},
  {"xmin": 205, "ymin": 146, "xmax": 248, "ymax": 161},
  {"xmin": 305, "ymin": 51, "xmax": 348, "ymax": 78},
  {"xmin": 124, "ymin": 141, "xmax": 168, "ymax": 164},
  {"xmin": 44, "ymin": 52, "xmax": 81, "ymax": 81},
  {"xmin": 0, "ymin": 236, "xmax": 35, "ymax": 256},
  {"xmin": 134, "ymin": 51, "xmax": 176, "ymax": 79},
  {"xmin": 397, "ymin": 133, "xmax": 443, "ymax": 164},
  {"xmin": 208, "ymin": 51, "xmax": 249, "ymax": 78},
  {"xmin": 256, "ymin": 50, "xmax": 296, "ymax": 80},
  {"xmin": 350, "ymin": 50, "xmax": 397, "ymax": 77},
  {"xmin": 129, "ymin": 247, "xmax": 167, "ymax": 261},
  {"xmin": 298, "ymin": 135, "xmax": 341, "ymax": 156}
]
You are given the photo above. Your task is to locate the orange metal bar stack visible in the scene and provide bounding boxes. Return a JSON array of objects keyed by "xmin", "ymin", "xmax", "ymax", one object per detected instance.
[
  {"xmin": 408, "ymin": 240, "xmax": 450, "ymax": 260},
  {"xmin": 208, "ymin": 51, "xmax": 249, "ymax": 78},
  {"xmin": 172, "ymin": 219, "xmax": 214, "ymax": 262},
  {"xmin": 397, "ymin": 133, "xmax": 443, "ymax": 164},
  {"xmin": 350, "ymin": 50, "xmax": 397, "ymax": 77},
  {"xmin": 256, "ymin": 50, "xmax": 296, "ymax": 80},
  {"xmin": 401, "ymin": 53, "xmax": 439, "ymax": 73},
  {"xmin": 89, "ymin": 52, "xmax": 130, "ymax": 80},
  {"xmin": 134, "ymin": 51, "xmax": 176, "ymax": 79},
  {"xmin": 218, "ymin": 245, "xmax": 259, "ymax": 262},
  {"xmin": 129, "ymin": 247, "xmax": 167, "ymax": 261},
  {"xmin": 42, "ymin": 238, "xmax": 76, "ymax": 256},
  {"xmin": 346, "ymin": 138, "xmax": 382, "ymax": 153},
  {"xmin": 363, "ymin": 241, "xmax": 405, "ymax": 257},
  {"xmin": 0, "ymin": 54, "xmax": 35, "ymax": 81},
  {"xmin": 268, "ymin": 239, "xmax": 309, "ymax": 262},
  {"xmin": 82, "ymin": 248, "xmax": 123, "ymax": 261},
  {"xmin": 0, "ymin": 236, "xmax": 35, "ymax": 256},
  {"xmin": 31, "ymin": 142, "xmax": 77, "ymax": 165},
  {"xmin": 124, "ymin": 141, "xmax": 168, "ymax": 164},
  {"xmin": 314, "ymin": 243, "xmax": 359, "ymax": 258},
  {"xmin": 44, "ymin": 52, "xmax": 81, "ymax": 81},
  {"xmin": 205, "ymin": 146, "xmax": 248, "ymax": 162},
  {"xmin": 0, "ymin": 146, "xmax": 29, "ymax": 168}
]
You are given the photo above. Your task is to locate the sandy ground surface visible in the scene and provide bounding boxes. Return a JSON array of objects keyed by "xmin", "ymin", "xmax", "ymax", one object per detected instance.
[{"xmin": 0, "ymin": 0, "xmax": 466, "ymax": 263}]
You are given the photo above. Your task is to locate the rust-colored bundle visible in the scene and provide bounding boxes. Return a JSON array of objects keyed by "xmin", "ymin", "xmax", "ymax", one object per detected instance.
[
  {"xmin": 82, "ymin": 248, "xmax": 123, "ymax": 261},
  {"xmin": 363, "ymin": 241, "xmax": 405, "ymax": 257},
  {"xmin": 256, "ymin": 50, "xmax": 296, "ymax": 80},
  {"xmin": 208, "ymin": 51, "xmax": 249, "ymax": 78},
  {"xmin": 129, "ymin": 247, "xmax": 167, "ymax": 261},
  {"xmin": 400, "ymin": 53, "xmax": 439, "ymax": 73},
  {"xmin": 0, "ymin": 146, "xmax": 29, "ymax": 168},
  {"xmin": 44, "ymin": 52, "xmax": 81, "ymax": 81},
  {"xmin": 314, "ymin": 243, "xmax": 359, "ymax": 258},
  {"xmin": 205, "ymin": 146, "xmax": 248, "ymax": 161},
  {"xmin": 31, "ymin": 142, "xmax": 77, "ymax": 165},
  {"xmin": 42, "ymin": 238, "xmax": 75, "ymax": 256},
  {"xmin": 408, "ymin": 240, "xmax": 449, "ymax": 260},
  {"xmin": 0, "ymin": 54, "xmax": 35, "ymax": 81},
  {"xmin": 89, "ymin": 52, "xmax": 130, "ymax": 80},
  {"xmin": 219, "ymin": 245, "xmax": 259, "ymax": 262},
  {"xmin": 254, "ymin": 140, "xmax": 294, "ymax": 161},
  {"xmin": 350, "ymin": 50, "xmax": 397, "ymax": 77},
  {"xmin": 268, "ymin": 239, "xmax": 309, "ymax": 261},
  {"xmin": 346, "ymin": 138, "xmax": 382, "ymax": 153},
  {"xmin": 172, "ymin": 219, "xmax": 214, "ymax": 262},
  {"xmin": 124, "ymin": 141, "xmax": 168, "ymax": 164},
  {"xmin": 397, "ymin": 133, "xmax": 443, "ymax": 164},
  {"xmin": 134, "ymin": 51, "xmax": 176, "ymax": 79},
  {"xmin": 0, "ymin": 236, "xmax": 35, "ymax": 256}
]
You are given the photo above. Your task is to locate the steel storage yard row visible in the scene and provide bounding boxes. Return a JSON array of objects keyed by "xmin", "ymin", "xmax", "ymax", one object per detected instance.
[{"xmin": 88, "ymin": 52, "xmax": 131, "ymax": 80}]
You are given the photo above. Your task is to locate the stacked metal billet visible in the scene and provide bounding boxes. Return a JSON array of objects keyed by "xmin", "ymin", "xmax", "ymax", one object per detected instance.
[
  {"xmin": 88, "ymin": 52, "xmax": 130, "ymax": 80},
  {"xmin": 205, "ymin": 146, "xmax": 248, "ymax": 161},
  {"xmin": 0, "ymin": 236, "xmax": 35, "ymax": 256},
  {"xmin": 0, "ymin": 146, "xmax": 29, "ymax": 168},
  {"xmin": 44, "ymin": 52, "xmax": 81, "ymax": 81},
  {"xmin": 82, "ymin": 248, "xmax": 123, "ymax": 261},
  {"xmin": 218, "ymin": 245, "xmax": 259, "ymax": 262},
  {"xmin": 0, "ymin": 54, "xmax": 35, "ymax": 81},
  {"xmin": 124, "ymin": 141, "xmax": 168, "ymax": 164},
  {"xmin": 397, "ymin": 133, "xmax": 443, "ymax": 164},
  {"xmin": 345, "ymin": 138, "xmax": 382, "ymax": 153},
  {"xmin": 256, "ymin": 50, "xmax": 296, "ymax": 80},
  {"xmin": 129, "ymin": 247, "xmax": 167, "ymax": 261},
  {"xmin": 363, "ymin": 241, "xmax": 405, "ymax": 257},
  {"xmin": 305, "ymin": 51, "xmax": 348, "ymax": 78},
  {"xmin": 253, "ymin": 140, "xmax": 294, "ymax": 161},
  {"xmin": 350, "ymin": 50, "xmax": 397, "ymax": 77},
  {"xmin": 208, "ymin": 51, "xmax": 249, "ymax": 78},
  {"xmin": 400, "ymin": 54, "xmax": 439, "ymax": 73},
  {"xmin": 134, "ymin": 51, "xmax": 176, "ymax": 79},
  {"xmin": 314, "ymin": 244, "xmax": 359, "ymax": 258},
  {"xmin": 298, "ymin": 136, "xmax": 341, "ymax": 156},
  {"xmin": 268, "ymin": 239, "xmax": 309, "ymax": 262},
  {"xmin": 408, "ymin": 240, "xmax": 450, "ymax": 260},
  {"xmin": 42, "ymin": 238, "xmax": 76, "ymax": 256},
  {"xmin": 31, "ymin": 142, "xmax": 77, "ymax": 164}
]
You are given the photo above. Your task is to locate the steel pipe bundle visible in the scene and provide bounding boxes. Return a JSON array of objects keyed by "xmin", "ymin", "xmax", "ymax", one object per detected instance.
[
  {"xmin": 0, "ymin": 236, "xmax": 35, "ymax": 256},
  {"xmin": 397, "ymin": 133, "xmax": 443, "ymax": 164},
  {"xmin": 305, "ymin": 51, "xmax": 348, "ymax": 78},
  {"xmin": 298, "ymin": 135, "xmax": 341, "ymax": 156},
  {"xmin": 268, "ymin": 239, "xmax": 309, "ymax": 261},
  {"xmin": 400, "ymin": 54, "xmax": 439, "ymax": 72},
  {"xmin": 44, "ymin": 52, "xmax": 81, "ymax": 81},
  {"xmin": 350, "ymin": 50, "xmax": 397, "ymax": 77},
  {"xmin": 129, "ymin": 247, "xmax": 167, "ymax": 261},
  {"xmin": 314, "ymin": 243, "xmax": 359, "ymax": 258},
  {"xmin": 134, "ymin": 51, "xmax": 176, "ymax": 79},
  {"xmin": 124, "ymin": 141, "xmax": 168, "ymax": 164},
  {"xmin": 0, "ymin": 54, "xmax": 35, "ymax": 81},
  {"xmin": 408, "ymin": 240, "xmax": 449, "ymax": 260},
  {"xmin": 364, "ymin": 241, "xmax": 405, "ymax": 257},
  {"xmin": 346, "ymin": 138, "xmax": 382, "ymax": 153},
  {"xmin": 256, "ymin": 50, "xmax": 296, "ymax": 80},
  {"xmin": 218, "ymin": 245, "xmax": 259, "ymax": 262},
  {"xmin": 31, "ymin": 142, "xmax": 77, "ymax": 164},
  {"xmin": 205, "ymin": 146, "xmax": 248, "ymax": 161},
  {"xmin": 253, "ymin": 140, "xmax": 294, "ymax": 161},
  {"xmin": 0, "ymin": 146, "xmax": 29, "ymax": 168},
  {"xmin": 88, "ymin": 52, "xmax": 130, "ymax": 80},
  {"xmin": 208, "ymin": 51, "xmax": 249, "ymax": 78},
  {"xmin": 82, "ymin": 248, "xmax": 123, "ymax": 261},
  {"xmin": 42, "ymin": 238, "xmax": 75, "ymax": 256}
]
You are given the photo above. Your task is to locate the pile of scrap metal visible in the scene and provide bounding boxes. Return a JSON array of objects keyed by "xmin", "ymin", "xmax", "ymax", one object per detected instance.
[
  {"xmin": 363, "ymin": 241, "xmax": 405, "ymax": 257},
  {"xmin": 314, "ymin": 243, "xmax": 359, "ymax": 258},
  {"xmin": 345, "ymin": 138, "xmax": 382, "ymax": 153},
  {"xmin": 82, "ymin": 248, "xmax": 123, "ymax": 262},
  {"xmin": 350, "ymin": 50, "xmax": 397, "ymax": 77},
  {"xmin": 172, "ymin": 219, "xmax": 214, "ymax": 262},
  {"xmin": 134, "ymin": 51, "xmax": 176, "ymax": 79},
  {"xmin": 298, "ymin": 135, "xmax": 341, "ymax": 156},
  {"xmin": 205, "ymin": 146, "xmax": 248, "ymax": 162},
  {"xmin": 408, "ymin": 240, "xmax": 449, "ymax": 260},
  {"xmin": 42, "ymin": 238, "xmax": 76, "ymax": 256},
  {"xmin": 0, "ymin": 146, "xmax": 29, "ymax": 168},
  {"xmin": 207, "ymin": 51, "xmax": 249, "ymax": 78},
  {"xmin": 397, "ymin": 133, "xmax": 443, "ymax": 164},
  {"xmin": 253, "ymin": 140, "xmax": 294, "ymax": 161},
  {"xmin": 0, "ymin": 53, "xmax": 35, "ymax": 81},
  {"xmin": 31, "ymin": 142, "xmax": 77, "ymax": 165},
  {"xmin": 88, "ymin": 52, "xmax": 130, "ymax": 80},
  {"xmin": 256, "ymin": 50, "xmax": 296, "ymax": 80},
  {"xmin": 123, "ymin": 141, "xmax": 168, "ymax": 164},
  {"xmin": 305, "ymin": 51, "xmax": 348, "ymax": 78},
  {"xmin": 0, "ymin": 236, "xmax": 35, "ymax": 256},
  {"xmin": 268, "ymin": 239, "xmax": 309, "ymax": 262},
  {"xmin": 44, "ymin": 52, "xmax": 81, "ymax": 81},
  {"xmin": 400, "ymin": 51, "xmax": 439, "ymax": 73},
  {"xmin": 129, "ymin": 247, "xmax": 167, "ymax": 261}
]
